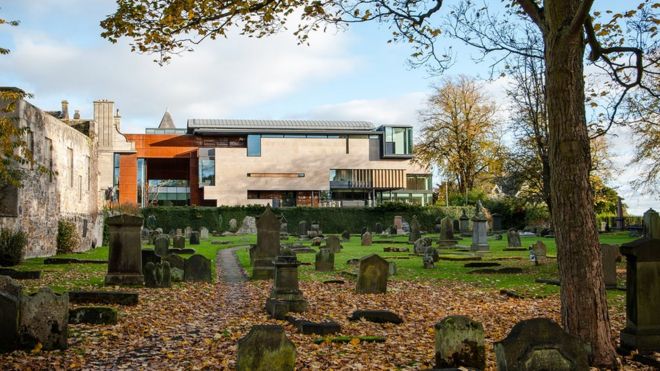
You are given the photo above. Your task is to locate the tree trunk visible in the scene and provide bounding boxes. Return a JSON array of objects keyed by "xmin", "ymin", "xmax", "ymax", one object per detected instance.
[{"xmin": 544, "ymin": 1, "xmax": 617, "ymax": 367}]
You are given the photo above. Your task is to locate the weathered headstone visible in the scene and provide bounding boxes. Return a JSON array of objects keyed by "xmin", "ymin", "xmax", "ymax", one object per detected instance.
[
  {"xmin": 356, "ymin": 254, "xmax": 388, "ymax": 294},
  {"xmin": 531, "ymin": 240, "xmax": 547, "ymax": 258},
  {"xmin": 408, "ymin": 215, "xmax": 421, "ymax": 243},
  {"xmin": 507, "ymin": 228, "xmax": 522, "ymax": 248},
  {"xmin": 470, "ymin": 202, "xmax": 490, "ymax": 252},
  {"xmin": 163, "ymin": 254, "xmax": 185, "ymax": 282},
  {"xmin": 315, "ymin": 247, "xmax": 334, "ymax": 272},
  {"xmin": 265, "ymin": 248, "xmax": 308, "ymax": 319},
  {"xmin": 173, "ymin": 235, "xmax": 185, "ymax": 249},
  {"xmin": 375, "ymin": 222, "xmax": 383, "ymax": 234},
  {"xmin": 643, "ymin": 208, "xmax": 660, "ymax": 239},
  {"xmin": 237, "ymin": 325, "xmax": 295, "ymax": 371},
  {"xmin": 495, "ymin": 318, "xmax": 590, "ymax": 370},
  {"xmin": 311, "ymin": 237, "xmax": 323, "ymax": 246},
  {"xmin": 600, "ymin": 244, "xmax": 619, "ymax": 289},
  {"xmin": 619, "ymin": 238, "xmax": 660, "ymax": 352},
  {"xmin": 361, "ymin": 231, "xmax": 372, "ymax": 246},
  {"xmin": 252, "ymin": 206, "xmax": 281, "ymax": 280},
  {"xmin": 341, "ymin": 230, "xmax": 350, "ymax": 241},
  {"xmin": 185, "ymin": 226, "xmax": 192, "ymax": 239},
  {"xmin": 434, "ymin": 216, "xmax": 442, "ymax": 233},
  {"xmin": 414, "ymin": 237, "xmax": 432, "ymax": 255},
  {"xmin": 105, "ymin": 214, "xmax": 144, "ymax": 286},
  {"xmin": 491, "ymin": 213, "xmax": 503, "ymax": 231},
  {"xmin": 423, "ymin": 253, "xmax": 435, "ymax": 269},
  {"xmin": 175, "ymin": 228, "xmax": 183, "ymax": 237},
  {"xmin": 388, "ymin": 262, "xmax": 397, "ymax": 276},
  {"xmin": 325, "ymin": 235, "xmax": 342, "ymax": 253},
  {"xmin": 228, "ymin": 218, "xmax": 238, "ymax": 232},
  {"xmin": 459, "ymin": 209, "xmax": 471, "ymax": 236},
  {"xmin": 0, "ymin": 276, "xmax": 21, "ymax": 352},
  {"xmin": 439, "ymin": 216, "xmax": 459, "ymax": 248},
  {"xmin": 141, "ymin": 228, "xmax": 151, "ymax": 242},
  {"xmin": 153, "ymin": 235, "xmax": 170, "ymax": 257},
  {"xmin": 69, "ymin": 306, "xmax": 117, "ymax": 325},
  {"xmin": 237, "ymin": 216, "xmax": 257, "ymax": 234},
  {"xmin": 200, "ymin": 227, "xmax": 209, "ymax": 240},
  {"xmin": 189, "ymin": 231, "xmax": 200, "ymax": 245},
  {"xmin": 435, "ymin": 315, "xmax": 486, "ymax": 369},
  {"xmin": 298, "ymin": 220, "xmax": 307, "ymax": 237},
  {"xmin": 19, "ymin": 288, "xmax": 69, "ymax": 350},
  {"xmin": 146, "ymin": 214, "xmax": 157, "ymax": 230},
  {"xmin": 184, "ymin": 254, "xmax": 212, "ymax": 282},
  {"xmin": 308, "ymin": 221, "xmax": 321, "ymax": 238},
  {"xmin": 279, "ymin": 215, "xmax": 289, "ymax": 238},
  {"xmin": 394, "ymin": 216, "xmax": 404, "ymax": 234},
  {"xmin": 144, "ymin": 261, "xmax": 172, "ymax": 288}
]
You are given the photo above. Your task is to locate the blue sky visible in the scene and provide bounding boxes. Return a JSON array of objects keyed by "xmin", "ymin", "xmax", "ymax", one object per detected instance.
[{"xmin": 1, "ymin": 0, "xmax": 656, "ymax": 213}]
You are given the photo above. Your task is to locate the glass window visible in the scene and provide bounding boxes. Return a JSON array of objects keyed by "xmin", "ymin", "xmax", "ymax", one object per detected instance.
[
  {"xmin": 383, "ymin": 127, "xmax": 413, "ymax": 155},
  {"xmin": 198, "ymin": 149, "xmax": 216, "ymax": 186},
  {"xmin": 406, "ymin": 174, "xmax": 432, "ymax": 190},
  {"xmin": 137, "ymin": 158, "xmax": 145, "ymax": 207},
  {"xmin": 247, "ymin": 134, "xmax": 261, "ymax": 157}
]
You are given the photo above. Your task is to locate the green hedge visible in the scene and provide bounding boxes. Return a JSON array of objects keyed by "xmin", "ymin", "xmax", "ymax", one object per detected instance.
[{"xmin": 140, "ymin": 205, "xmax": 479, "ymax": 234}]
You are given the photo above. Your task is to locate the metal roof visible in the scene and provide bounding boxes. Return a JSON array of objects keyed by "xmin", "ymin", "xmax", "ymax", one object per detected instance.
[{"xmin": 187, "ymin": 119, "xmax": 377, "ymax": 134}]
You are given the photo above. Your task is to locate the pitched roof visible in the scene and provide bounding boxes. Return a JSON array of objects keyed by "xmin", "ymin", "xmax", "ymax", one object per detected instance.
[
  {"xmin": 187, "ymin": 119, "xmax": 376, "ymax": 134},
  {"xmin": 158, "ymin": 111, "xmax": 176, "ymax": 129}
]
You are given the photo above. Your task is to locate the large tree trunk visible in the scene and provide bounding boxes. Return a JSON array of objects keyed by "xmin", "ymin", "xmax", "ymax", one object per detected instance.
[{"xmin": 544, "ymin": 1, "xmax": 617, "ymax": 367}]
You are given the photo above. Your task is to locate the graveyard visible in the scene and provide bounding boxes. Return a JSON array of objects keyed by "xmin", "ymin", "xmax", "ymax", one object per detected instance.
[{"xmin": 1, "ymin": 207, "xmax": 656, "ymax": 369}]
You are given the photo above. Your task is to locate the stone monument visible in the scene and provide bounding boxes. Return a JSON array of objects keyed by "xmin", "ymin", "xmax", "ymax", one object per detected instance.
[
  {"xmin": 408, "ymin": 215, "xmax": 421, "ymax": 243},
  {"xmin": 237, "ymin": 325, "xmax": 295, "ymax": 371},
  {"xmin": 315, "ymin": 247, "xmax": 334, "ymax": 272},
  {"xmin": 470, "ymin": 202, "xmax": 489, "ymax": 252},
  {"xmin": 265, "ymin": 248, "xmax": 308, "ymax": 319},
  {"xmin": 435, "ymin": 315, "xmax": 485, "ymax": 369},
  {"xmin": 356, "ymin": 254, "xmax": 388, "ymax": 294},
  {"xmin": 438, "ymin": 216, "xmax": 459, "ymax": 248},
  {"xmin": 252, "ymin": 206, "xmax": 281, "ymax": 280},
  {"xmin": 105, "ymin": 214, "xmax": 144, "ymax": 286},
  {"xmin": 459, "ymin": 209, "xmax": 471, "ymax": 236}
]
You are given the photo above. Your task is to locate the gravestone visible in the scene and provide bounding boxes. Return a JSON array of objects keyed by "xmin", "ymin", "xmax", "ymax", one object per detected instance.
[
  {"xmin": 423, "ymin": 253, "xmax": 435, "ymax": 269},
  {"xmin": 237, "ymin": 325, "xmax": 295, "ymax": 371},
  {"xmin": 531, "ymin": 240, "xmax": 547, "ymax": 258},
  {"xmin": 189, "ymin": 231, "xmax": 200, "ymax": 245},
  {"xmin": 435, "ymin": 315, "xmax": 486, "ymax": 369},
  {"xmin": 388, "ymin": 262, "xmax": 397, "ymax": 276},
  {"xmin": 361, "ymin": 231, "xmax": 372, "ymax": 246},
  {"xmin": 325, "ymin": 235, "xmax": 342, "ymax": 253},
  {"xmin": 495, "ymin": 318, "xmax": 590, "ymax": 371},
  {"xmin": 507, "ymin": 228, "xmax": 522, "ymax": 248},
  {"xmin": 389, "ymin": 225, "xmax": 397, "ymax": 235},
  {"xmin": 394, "ymin": 216, "xmax": 404, "ymax": 234},
  {"xmin": 298, "ymin": 220, "xmax": 307, "ymax": 237},
  {"xmin": 175, "ymin": 228, "xmax": 183, "ymax": 236},
  {"xmin": 141, "ymin": 249, "xmax": 161, "ymax": 273},
  {"xmin": 341, "ymin": 230, "xmax": 350, "ymax": 241},
  {"xmin": 600, "ymin": 244, "xmax": 619, "ymax": 289},
  {"xmin": 491, "ymin": 213, "xmax": 503, "ymax": 231},
  {"xmin": 200, "ymin": 227, "xmax": 209, "ymax": 240},
  {"xmin": 414, "ymin": 237, "xmax": 432, "ymax": 255},
  {"xmin": 470, "ymin": 202, "xmax": 490, "ymax": 252},
  {"xmin": 146, "ymin": 214, "xmax": 157, "ymax": 230},
  {"xmin": 153, "ymin": 235, "xmax": 170, "ymax": 257},
  {"xmin": 265, "ymin": 248, "xmax": 308, "ymax": 319},
  {"xmin": 141, "ymin": 228, "xmax": 151, "ymax": 242},
  {"xmin": 252, "ymin": 206, "xmax": 281, "ymax": 280},
  {"xmin": 619, "ymin": 238, "xmax": 660, "ymax": 352},
  {"xmin": 315, "ymin": 247, "xmax": 334, "ymax": 272},
  {"xmin": 426, "ymin": 245, "xmax": 440, "ymax": 262},
  {"xmin": 0, "ymin": 276, "xmax": 21, "ymax": 352},
  {"xmin": 408, "ymin": 215, "xmax": 421, "ymax": 243},
  {"xmin": 164, "ymin": 254, "xmax": 185, "ymax": 282},
  {"xmin": 185, "ymin": 226, "xmax": 192, "ymax": 239},
  {"xmin": 311, "ymin": 237, "xmax": 322, "ymax": 246},
  {"xmin": 356, "ymin": 254, "xmax": 388, "ymax": 294},
  {"xmin": 105, "ymin": 214, "xmax": 144, "ymax": 286},
  {"xmin": 439, "ymin": 216, "xmax": 459, "ymax": 248},
  {"xmin": 228, "ymin": 218, "xmax": 238, "ymax": 232},
  {"xmin": 308, "ymin": 221, "xmax": 321, "ymax": 238},
  {"xmin": 184, "ymin": 254, "xmax": 212, "ymax": 282},
  {"xmin": 173, "ymin": 235, "xmax": 185, "ymax": 249},
  {"xmin": 19, "ymin": 288, "xmax": 69, "ymax": 350},
  {"xmin": 375, "ymin": 223, "xmax": 383, "ymax": 234},
  {"xmin": 643, "ymin": 208, "xmax": 660, "ymax": 239},
  {"xmin": 459, "ymin": 209, "xmax": 471, "ymax": 236},
  {"xmin": 237, "ymin": 216, "xmax": 257, "ymax": 234},
  {"xmin": 144, "ymin": 261, "xmax": 172, "ymax": 288},
  {"xmin": 279, "ymin": 215, "xmax": 288, "ymax": 238},
  {"xmin": 434, "ymin": 216, "xmax": 442, "ymax": 233}
]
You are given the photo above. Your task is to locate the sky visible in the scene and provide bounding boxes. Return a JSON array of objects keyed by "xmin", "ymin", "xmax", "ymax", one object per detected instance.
[{"xmin": 1, "ymin": 0, "xmax": 657, "ymax": 214}]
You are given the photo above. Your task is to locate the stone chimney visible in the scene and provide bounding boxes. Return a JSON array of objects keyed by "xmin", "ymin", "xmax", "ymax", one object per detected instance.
[
  {"xmin": 61, "ymin": 100, "xmax": 69, "ymax": 120},
  {"xmin": 94, "ymin": 100, "xmax": 116, "ymax": 149},
  {"xmin": 73, "ymin": 110, "xmax": 80, "ymax": 120}
]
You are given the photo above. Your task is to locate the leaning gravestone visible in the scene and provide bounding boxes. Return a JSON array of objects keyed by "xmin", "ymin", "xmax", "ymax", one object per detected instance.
[
  {"xmin": 154, "ymin": 235, "xmax": 170, "ymax": 257},
  {"xmin": 237, "ymin": 216, "xmax": 257, "ymax": 234},
  {"xmin": 361, "ymin": 231, "xmax": 372, "ymax": 246},
  {"xmin": 0, "ymin": 276, "xmax": 22, "ymax": 352},
  {"xmin": 173, "ymin": 235, "xmax": 185, "ymax": 249},
  {"xmin": 200, "ymin": 227, "xmax": 209, "ymax": 240},
  {"xmin": 470, "ymin": 201, "xmax": 490, "ymax": 252},
  {"xmin": 408, "ymin": 215, "xmax": 421, "ymax": 243},
  {"xmin": 19, "ymin": 288, "xmax": 69, "ymax": 350},
  {"xmin": 228, "ymin": 218, "xmax": 238, "ymax": 233},
  {"xmin": 356, "ymin": 254, "xmax": 388, "ymax": 294},
  {"xmin": 325, "ymin": 235, "xmax": 342, "ymax": 253},
  {"xmin": 144, "ymin": 261, "xmax": 172, "ymax": 288},
  {"xmin": 189, "ymin": 231, "xmax": 201, "ymax": 245},
  {"xmin": 184, "ymin": 254, "xmax": 212, "ymax": 282},
  {"xmin": 507, "ymin": 228, "xmax": 522, "ymax": 248},
  {"xmin": 252, "ymin": 206, "xmax": 281, "ymax": 279},
  {"xmin": 435, "ymin": 315, "xmax": 486, "ymax": 369},
  {"xmin": 105, "ymin": 214, "xmax": 144, "ymax": 286},
  {"xmin": 495, "ymin": 318, "xmax": 590, "ymax": 371},
  {"xmin": 237, "ymin": 325, "xmax": 296, "ymax": 371},
  {"xmin": 315, "ymin": 247, "xmax": 334, "ymax": 272},
  {"xmin": 600, "ymin": 244, "xmax": 619, "ymax": 289},
  {"xmin": 265, "ymin": 248, "xmax": 308, "ymax": 319}
]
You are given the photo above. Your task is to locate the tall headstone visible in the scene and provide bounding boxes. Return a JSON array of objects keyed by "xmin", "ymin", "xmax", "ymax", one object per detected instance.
[
  {"xmin": 356, "ymin": 254, "xmax": 388, "ymax": 294},
  {"xmin": 237, "ymin": 216, "xmax": 257, "ymax": 234},
  {"xmin": 237, "ymin": 325, "xmax": 295, "ymax": 371},
  {"xmin": 105, "ymin": 214, "xmax": 144, "ymax": 286},
  {"xmin": 619, "ymin": 238, "xmax": 660, "ymax": 352},
  {"xmin": 252, "ymin": 206, "xmax": 281, "ymax": 280},
  {"xmin": 491, "ymin": 213, "xmax": 503, "ymax": 231},
  {"xmin": 507, "ymin": 228, "xmax": 522, "ymax": 248},
  {"xmin": 153, "ymin": 235, "xmax": 170, "ymax": 257},
  {"xmin": 439, "ymin": 216, "xmax": 459, "ymax": 248},
  {"xmin": 200, "ymin": 227, "xmax": 209, "ymax": 240},
  {"xmin": 325, "ymin": 235, "xmax": 342, "ymax": 253},
  {"xmin": 279, "ymin": 215, "xmax": 288, "ymax": 238},
  {"xmin": 298, "ymin": 220, "xmax": 307, "ymax": 237},
  {"xmin": 146, "ymin": 214, "xmax": 157, "ymax": 230},
  {"xmin": 228, "ymin": 218, "xmax": 238, "ymax": 232},
  {"xmin": 185, "ymin": 226, "xmax": 192, "ymax": 239},
  {"xmin": 375, "ymin": 222, "xmax": 383, "ymax": 234},
  {"xmin": 459, "ymin": 209, "xmax": 471, "ymax": 236},
  {"xmin": 361, "ymin": 231, "xmax": 372, "ymax": 246},
  {"xmin": 643, "ymin": 208, "xmax": 660, "ymax": 239},
  {"xmin": 600, "ymin": 244, "xmax": 619, "ymax": 289},
  {"xmin": 0, "ymin": 276, "xmax": 21, "ymax": 352},
  {"xmin": 408, "ymin": 215, "xmax": 421, "ymax": 243},
  {"xmin": 616, "ymin": 196, "xmax": 625, "ymax": 230},
  {"xmin": 434, "ymin": 216, "xmax": 442, "ymax": 233},
  {"xmin": 315, "ymin": 247, "xmax": 335, "ymax": 272},
  {"xmin": 189, "ymin": 231, "xmax": 200, "ymax": 245},
  {"xmin": 184, "ymin": 254, "xmax": 212, "ymax": 282},
  {"xmin": 452, "ymin": 219, "xmax": 460, "ymax": 234},
  {"xmin": 19, "ymin": 288, "xmax": 69, "ymax": 350},
  {"xmin": 173, "ymin": 235, "xmax": 185, "ymax": 249},
  {"xmin": 265, "ymin": 248, "xmax": 308, "ymax": 319},
  {"xmin": 393, "ymin": 216, "xmax": 404, "ymax": 235},
  {"xmin": 470, "ymin": 202, "xmax": 489, "ymax": 252},
  {"xmin": 495, "ymin": 318, "xmax": 590, "ymax": 371},
  {"xmin": 435, "ymin": 315, "xmax": 486, "ymax": 369}
]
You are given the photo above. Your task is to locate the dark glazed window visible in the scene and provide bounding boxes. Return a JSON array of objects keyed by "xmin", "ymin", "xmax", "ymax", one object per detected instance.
[{"xmin": 247, "ymin": 135, "xmax": 261, "ymax": 157}]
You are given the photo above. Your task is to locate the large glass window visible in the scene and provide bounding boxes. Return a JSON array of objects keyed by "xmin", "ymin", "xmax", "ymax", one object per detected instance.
[
  {"xmin": 199, "ymin": 148, "xmax": 215, "ymax": 186},
  {"xmin": 384, "ymin": 127, "xmax": 413, "ymax": 156},
  {"xmin": 406, "ymin": 174, "xmax": 432, "ymax": 191},
  {"xmin": 247, "ymin": 134, "xmax": 261, "ymax": 157},
  {"xmin": 148, "ymin": 179, "xmax": 190, "ymax": 206},
  {"xmin": 112, "ymin": 153, "xmax": 120, "ymax": 201},
  {"xmin": 137, "ymin": 158, "xmax": 146, "ymax": 207}
]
